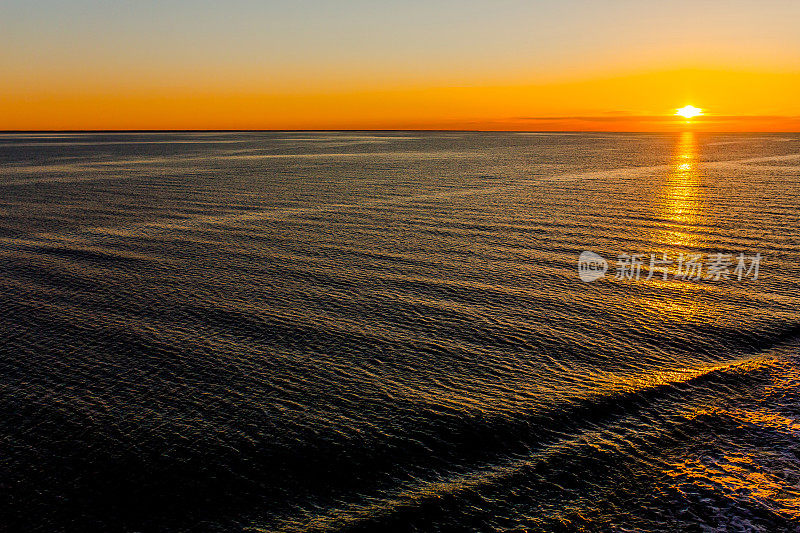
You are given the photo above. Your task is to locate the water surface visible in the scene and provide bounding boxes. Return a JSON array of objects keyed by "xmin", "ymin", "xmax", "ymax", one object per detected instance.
[{"xmin": 1, "ymin": 131, "xmax": 799, "ymax": 531}]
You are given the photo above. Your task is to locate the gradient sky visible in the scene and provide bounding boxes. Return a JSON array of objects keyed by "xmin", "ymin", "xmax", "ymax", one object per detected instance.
[{"xmin": 3, "ymin": 0, "xmax": 800, "ymax": 130}]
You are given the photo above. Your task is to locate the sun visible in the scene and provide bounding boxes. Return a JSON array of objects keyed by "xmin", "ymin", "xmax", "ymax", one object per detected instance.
[{"xmin": 676, "ymin": 105, "xmax": 703, "ymax": 119}]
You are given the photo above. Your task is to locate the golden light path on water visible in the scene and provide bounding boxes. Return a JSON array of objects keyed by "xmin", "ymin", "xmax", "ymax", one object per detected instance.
[
  {"xmin": 660, "ymin": 131, "xmax": 707, "ymax": 249},
  {"xmin": 633, "ymin": 131, "xmax": 720, "ymax": 325}
]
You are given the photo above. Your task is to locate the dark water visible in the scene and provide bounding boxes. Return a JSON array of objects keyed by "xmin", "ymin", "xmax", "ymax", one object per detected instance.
[{"xmin": 1, "ymin": 131, "xmax": 799, "ymax": 532}]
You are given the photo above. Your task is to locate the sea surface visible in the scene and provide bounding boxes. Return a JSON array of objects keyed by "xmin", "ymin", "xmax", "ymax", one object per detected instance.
[{"xmin": 1, "ymin": 131, "xmax": 799, "ymax": 532}]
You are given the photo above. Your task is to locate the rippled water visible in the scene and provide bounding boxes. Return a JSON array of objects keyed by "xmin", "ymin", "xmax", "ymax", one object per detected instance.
[{"xmin": 1, "ymin": 131, "xmax": 799, "ymax": 532}]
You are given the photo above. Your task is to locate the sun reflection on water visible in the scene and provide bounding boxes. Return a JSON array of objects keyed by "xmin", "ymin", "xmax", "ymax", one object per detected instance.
[
  {"xmin": 633, "ymin": 131, "xmax": 718, "ymax": 324},
  {"xmin": 658, "ymin": 131, "xmax": 706, "ymax": 249}
]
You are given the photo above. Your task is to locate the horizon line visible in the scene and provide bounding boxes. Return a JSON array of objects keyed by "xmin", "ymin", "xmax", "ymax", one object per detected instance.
[{"xmin": 3, "ymin": 129, "xmax": 800, "ymax": 134}]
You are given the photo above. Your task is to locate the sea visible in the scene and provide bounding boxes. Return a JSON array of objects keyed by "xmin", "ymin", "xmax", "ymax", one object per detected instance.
[{"xmin": 0, "ymin": 131, "xmax": 799, "ymax": 532}]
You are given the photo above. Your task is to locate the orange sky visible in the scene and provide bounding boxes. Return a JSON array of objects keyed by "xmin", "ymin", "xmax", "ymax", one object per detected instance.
[{"xmin": 3, "ymin": 1, "xmax": 800, "ymax": 131}]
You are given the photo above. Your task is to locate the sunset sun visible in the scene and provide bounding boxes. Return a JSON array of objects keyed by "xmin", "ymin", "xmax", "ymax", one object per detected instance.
[{"xmin": 676, "ymin": 105, "xmax": 703, "ymax": 119}]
